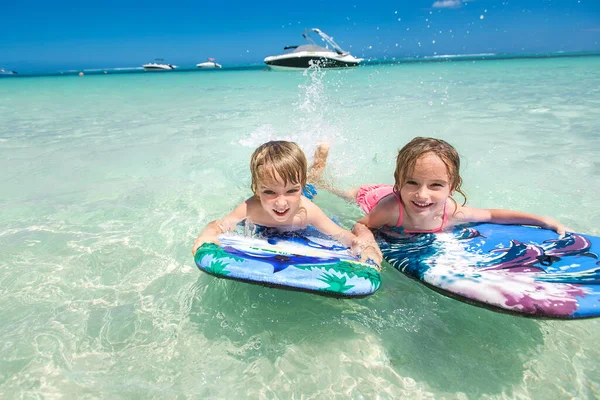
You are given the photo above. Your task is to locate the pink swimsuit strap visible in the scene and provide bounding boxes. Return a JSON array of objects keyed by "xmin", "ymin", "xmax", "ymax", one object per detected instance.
[{"xmin": 393, "ymin": 191, "xmax": 448, "ymax": 233}]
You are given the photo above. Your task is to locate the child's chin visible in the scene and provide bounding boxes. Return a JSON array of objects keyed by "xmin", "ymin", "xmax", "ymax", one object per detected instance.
[{"xmin": 409, "ymin": 204, "xmax": 433, "ymax": 213}]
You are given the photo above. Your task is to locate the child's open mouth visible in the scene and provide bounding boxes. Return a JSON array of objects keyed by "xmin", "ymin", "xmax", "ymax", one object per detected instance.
[
  {"xmin": 412, "ymin": 201, "xmax": 433, "ymax": 209},
  {"xmin": 273, "ymin": 208, "xmax": 289, "ymax": 217}
]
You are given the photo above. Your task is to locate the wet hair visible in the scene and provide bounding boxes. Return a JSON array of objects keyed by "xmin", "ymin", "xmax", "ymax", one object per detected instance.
[
  {"xmin": 393, "ymin": 137, "xmax": 467, "ymax": 206},
  {"xmin": 250, "ymin": 141, "xmax": 307, "ymax": 195}
]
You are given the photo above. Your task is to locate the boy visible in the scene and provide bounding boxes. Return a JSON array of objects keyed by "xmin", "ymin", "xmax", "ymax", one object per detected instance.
[{"xmin": 191, "ymin": 141, "xmax": 382, "ymax": 265}]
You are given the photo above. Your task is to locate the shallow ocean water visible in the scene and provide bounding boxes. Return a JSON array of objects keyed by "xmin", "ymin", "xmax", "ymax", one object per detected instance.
[{"xmin": 1, "ymin": 56, "xmax": 599, "ymax": 399}]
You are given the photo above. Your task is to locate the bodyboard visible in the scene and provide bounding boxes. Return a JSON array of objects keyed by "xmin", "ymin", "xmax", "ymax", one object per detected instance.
[
  {"xmin": 379, "ymin": 223, "xmax": 600, "ymax": 318},
  {"xmin": 194, "ymin": 228, "xmax": 381, "ymax": 297}
]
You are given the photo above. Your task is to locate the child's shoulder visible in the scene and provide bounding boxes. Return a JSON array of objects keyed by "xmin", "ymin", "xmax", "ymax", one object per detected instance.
[
  {"xmin": 372, "ymin": 193, "xmax": 399, "ymax": 215},
  {"xmin": 446, "ymin": 198, "xmax": 458, "ymax": 216},
  {"xmin": 243, "ymin": 196, "xmax": 263, "ymax": 214},
  {"xmin": 379, "ymin": 192, "xmax": 399, "ymax": 207},
  {"xmin": 243, "ymin": 195, "xmax": 259, "ymax": 206},
  {"xmin": 226, "ymin": 196, "xmax": 258, "ymax": 220},
  {"xmin": 301, "ymin": 196, "xmax": 321, "ymax": 212},
  {"xmin": 302, "ymin": 196, "xmax": 334, "ymax": 221},
  {"xmin": 362, "ymin": 193, "xmax": 400, "ymax": 228}
]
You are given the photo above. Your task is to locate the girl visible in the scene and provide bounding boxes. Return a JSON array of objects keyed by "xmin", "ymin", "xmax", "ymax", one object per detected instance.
[{"xmin": 313, "ymin": 137, "xmax": 569, "ymax": 243}]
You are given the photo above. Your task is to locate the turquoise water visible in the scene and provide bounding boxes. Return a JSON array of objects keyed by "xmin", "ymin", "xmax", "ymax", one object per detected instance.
[{"xmin": 1, "ymin": 56, "xmax": 599, "ymax": 398}]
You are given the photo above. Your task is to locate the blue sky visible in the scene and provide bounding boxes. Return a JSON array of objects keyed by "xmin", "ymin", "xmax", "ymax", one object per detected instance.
[{"xmin": 1, "ymin": 0, "xmax": 599, "ymax": 71}]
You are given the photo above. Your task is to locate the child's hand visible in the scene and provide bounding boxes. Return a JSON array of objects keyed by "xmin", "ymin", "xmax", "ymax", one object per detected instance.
[
  {"xmin": 351, "ymin": 237, "xmax": 383, "ymax": 268},
  {"xmin": 543, "ymin": 218, "xmax": 573, "ymax": 236},
  {"xmin": 191, "ymin": 235, "xmax": 221, "ymax": 256},
  {"xmin": 360, "ymin": 247, "xmax": 383, "ymax": 271}
]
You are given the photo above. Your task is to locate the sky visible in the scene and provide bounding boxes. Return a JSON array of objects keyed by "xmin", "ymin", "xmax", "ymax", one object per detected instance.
[{"xmin": 1, "ymin": 0, "xmax": 599, "ymax": 71}]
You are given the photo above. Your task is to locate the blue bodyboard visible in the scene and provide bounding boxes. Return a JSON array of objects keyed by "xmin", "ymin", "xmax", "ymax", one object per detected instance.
[
  {"xmin": 195, "ymin": 229, "xmax": 381, "ymax": 298},
  {"xmin": 380, "ymin": 223, "xmax": 600, "ymax": 318}
]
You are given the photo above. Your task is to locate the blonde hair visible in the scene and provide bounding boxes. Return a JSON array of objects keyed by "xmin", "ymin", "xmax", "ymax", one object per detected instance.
[
  {"xmin": 393, "ymin": 137, "xmax": 467, "ymax": 206},
  {"xmin": 250, "ymin": 141, "xmax": 307, "ymax": 195}
]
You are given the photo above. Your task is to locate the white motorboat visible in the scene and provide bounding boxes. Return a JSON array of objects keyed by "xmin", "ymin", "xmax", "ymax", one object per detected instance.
[
  {"xmin": 197, "ymin": 58, "xmax": 222, "ymax": 69},
  {"xmin": 264, "ymin": 28, "xmax": 362, "ymax": 71},
  {"xmin": 142, "ymin": 59, "xmax": 177, "ymax": 71}
]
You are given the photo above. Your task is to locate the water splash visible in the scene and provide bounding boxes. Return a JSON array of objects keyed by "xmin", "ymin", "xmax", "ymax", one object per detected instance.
[{"xmin": 241, "ymin": 65, "xmax": 348, "ymax": 164}]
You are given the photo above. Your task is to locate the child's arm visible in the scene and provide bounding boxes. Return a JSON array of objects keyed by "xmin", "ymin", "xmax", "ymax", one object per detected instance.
[
  {"xmin": 307, "ymin": 202, "xmax": 383, "ymax": 265},
  {"xmin": 307, "ymin": 202, "xmax": 355, "ymax": 247},
  {"xmin": 191, "ymin": 201, "xmax": 248, "ymax": 255},
  {"xmin": 352, "ymin": 223, "xmax": 383, "ymax": 265},
  {"xmin": 349, "ymin": 197, "xmax": 400, "ymax": 263},
  {"xmin": 457, "ymin": 206, "xmax": 570, "ymax": 235}
]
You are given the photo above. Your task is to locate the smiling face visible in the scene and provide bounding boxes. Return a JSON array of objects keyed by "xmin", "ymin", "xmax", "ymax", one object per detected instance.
[
  {"xmin": 249, "ymin": 141, "xmax": 308, "ymax": 224},
  {"xmin": 399, "ymin": 152, "xmax": 452, "ymax": 220},
  {"xmin": 256, "ymin": 170, "xmax": 303, "ymax": 224}
]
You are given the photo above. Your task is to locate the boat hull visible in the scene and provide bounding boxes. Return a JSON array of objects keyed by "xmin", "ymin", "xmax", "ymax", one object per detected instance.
[
  {"xmin": 197, "ymin": 62, "xmax": 222, "ymax": 69},
  {"xmin": 142, "ymin": 64, "xmax": 176, "ymax": 71},
  {"xmin": 264, "ymin": 52, "xmax": 361, "ymax": 70}
]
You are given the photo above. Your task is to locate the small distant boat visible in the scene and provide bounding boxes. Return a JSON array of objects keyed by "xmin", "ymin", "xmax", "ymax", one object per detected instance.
[
  {"xmin": 142, "ymin": 59, "xmax": 177, "ymax": 71},
  {"xmin": 0, "ymin": 68, "xmax": 18, "ymax": 75},
  {"xmin": 197, "ymin": 58, "xmax": 222, "ymax": 69},
  {"xmin": 264, "ymin": 28, "xmax": 362, "ymax": 71}
]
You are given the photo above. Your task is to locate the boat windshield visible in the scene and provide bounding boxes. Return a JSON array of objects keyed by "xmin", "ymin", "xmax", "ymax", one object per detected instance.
[
  {"xmin": 302, "ymin": 29, "xmax": 348, "ymax": 55},
  {"xmin": 291, "ymin": 44, "xmax": 334, "ymax": 53}
]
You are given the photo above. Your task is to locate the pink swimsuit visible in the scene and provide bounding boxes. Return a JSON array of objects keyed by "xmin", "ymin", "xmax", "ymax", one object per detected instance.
[{"xmin": 356, "ymin": 184, "xmax": 449, "ymax": 233}]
